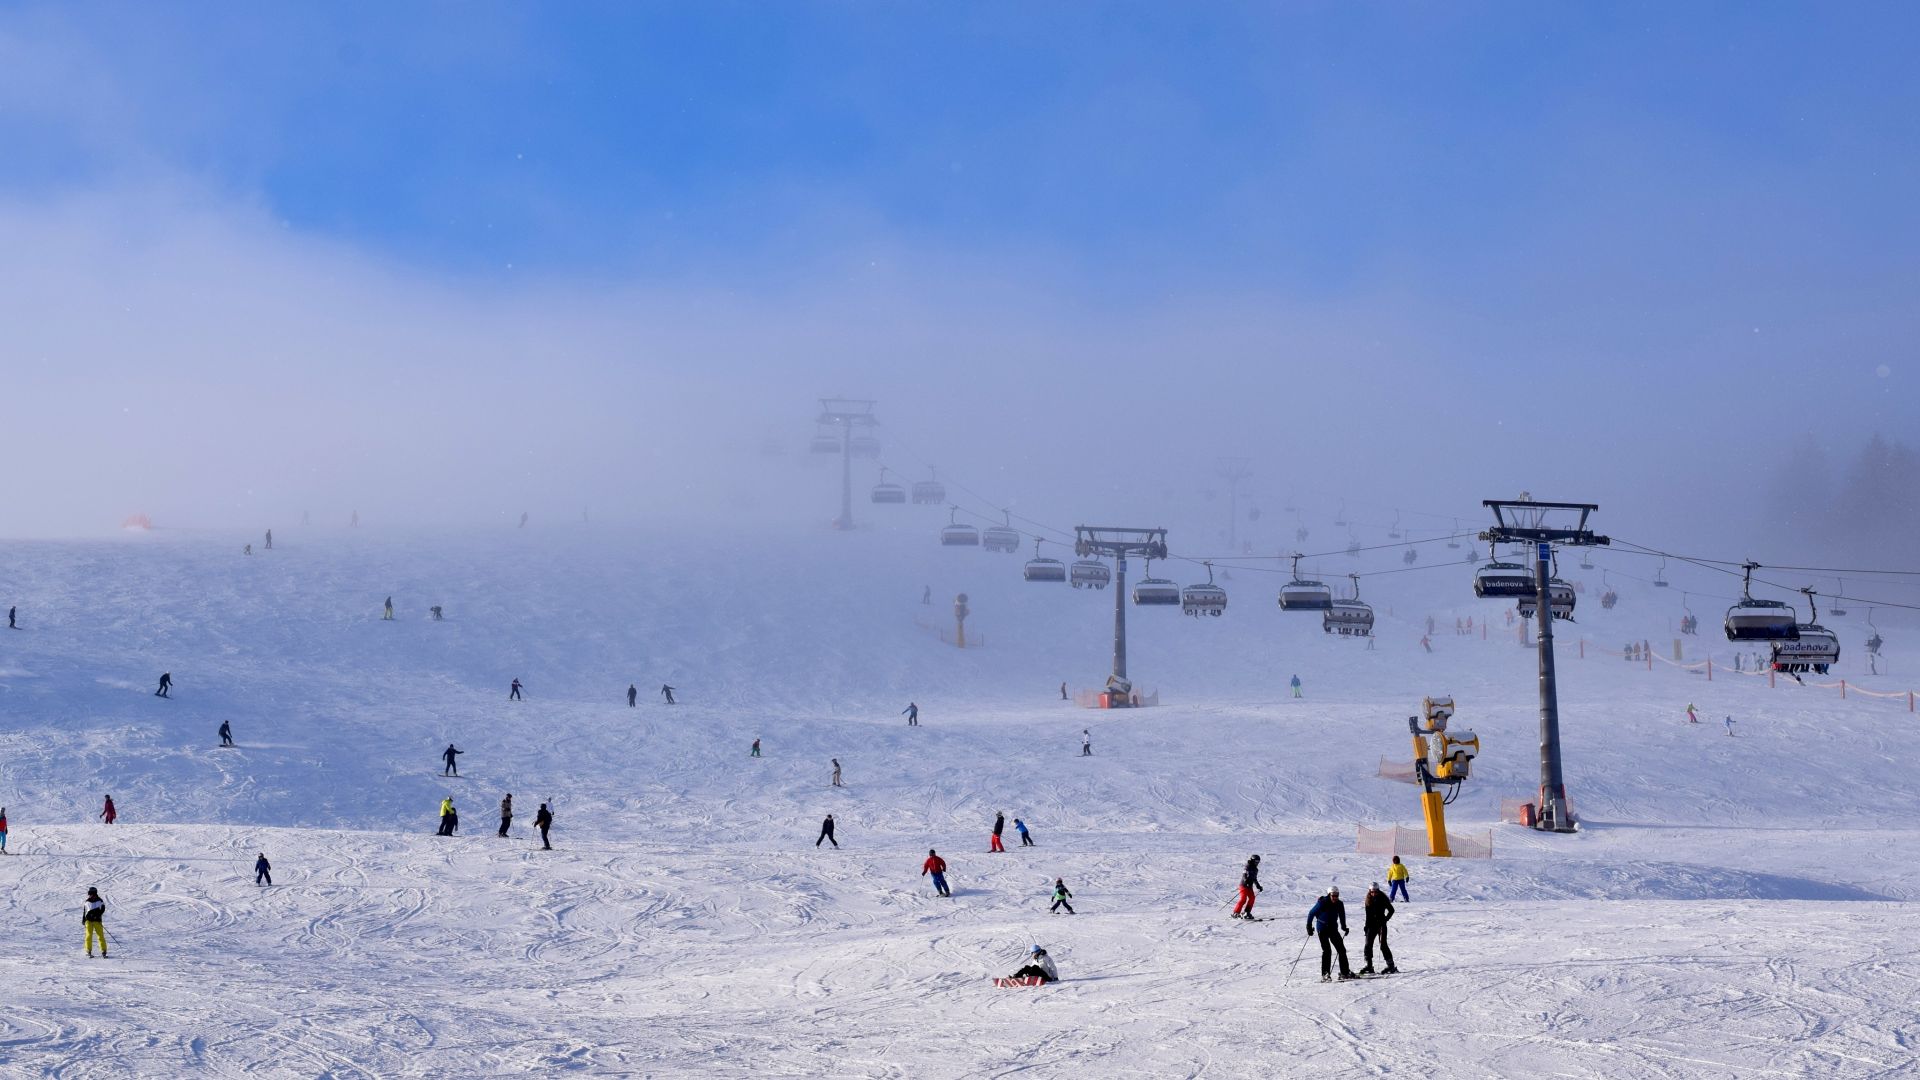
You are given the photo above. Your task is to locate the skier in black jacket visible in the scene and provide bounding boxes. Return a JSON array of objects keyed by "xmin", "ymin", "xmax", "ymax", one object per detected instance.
[
  {"xmin": 254, "ymin": 853, "xmax": 272, "ymax": 886},
  {"xmin": 1306, "ymin": 887, "xmax": 1355, "ymax": 981},
  {"xmin": 498, "ymin": 794, "xmax": 513, "ymax": 838},
  {"xmin": 1359, "ymin": 883, "xmax": 1397, "ymax": 974},
  {"xmin": 1232, "ymin": 854, "xmax": 1262, "ymax": 919},
  {"xmin": 442, "ymin": 744, "xmax": 463, "ymax": 776},
  {"xmin": 534, "ymin": 802, "xmax": 554, "ymax": 849},
  {"xmin": 816, "ymin": 813, "xmax": 837, "ymax": 848}
]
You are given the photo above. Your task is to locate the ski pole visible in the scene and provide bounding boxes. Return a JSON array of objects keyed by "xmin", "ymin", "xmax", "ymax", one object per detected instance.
[{"xmin": 1285, "ymin": 932, "xmax": 1310, "ymax": 985}]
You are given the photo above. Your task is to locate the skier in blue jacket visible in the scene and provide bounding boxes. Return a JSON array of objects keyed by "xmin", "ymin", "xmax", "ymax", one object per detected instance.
[{"xmin": 1306, "ymin": 887, "xmax": 1355, "ymax": 982}]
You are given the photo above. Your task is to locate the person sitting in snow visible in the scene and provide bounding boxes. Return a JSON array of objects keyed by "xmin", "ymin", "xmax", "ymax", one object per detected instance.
[{"xmin": 1009, "ymin": 946, "xmax": 1059, "ymax": 983}]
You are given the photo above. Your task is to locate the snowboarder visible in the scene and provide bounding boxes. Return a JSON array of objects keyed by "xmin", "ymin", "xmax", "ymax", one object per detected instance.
[
  {"xmin": 155, "ymin": 672, "xmax": 172, "ymax": 698},
  {"xmin": 264, "ymin": 529, "xmax": 272, "ymax": 550},
  {"xmin": 1060, "ymin": 682, "xmax": 1068, "ymax": 701},
  {"xmin": 990, "ymin": 812, "xmax": 1006, "ymax": 853},
  {"xmin": 627, "ymin": 684, "xmax": 637, "ymax": 707},
  {"xmin": 534, "ymin": 802, "xmax": 554, "ymax": 849},
  {"xmin": 661, "ymin": 684, "xmax": 676, "ymax": 705},
  {"xmin": 218, "ymin": 720, "xmax": 233, "ymax": 747},
  {"xmin": 254, "ymin": 853, "xmax": 272, "ymax": 887},
  {"xmin": 1725, "ymin": 716, "xmax": 1737, "ymax": 737},
  {"xmin": 816, "ymin": 814, "xmax": 838, "ymax": 848},
  {"xmin": 442, "ymin": 744, "xmax": 463, "ymax": 776},
  {"xmin": 383, "ymin": 596, "xmax": 394, "ymax": 620},
  {"xmin": 1290, "ymin": 674, "xmax": 1302, "ymax": 699},
  {"xmin": 1008, "ymin": 946, "xmax": 1058, "ymax": 983},
  {"xmin": 1232, "ymin": 854, "xmax": 1262, "ymax": 918},
  {"xmin": 100, "ymin": 796, "xmax": 116, "ymax": 825},
  {"xmin": 83, "ymin": 887, "xmax": 108, "ymax": 958},
  {"xmin": 750, "ymin": 737, "xmax": 761, "ymax": 758},
  {"xmin": 922, "ymin": 849, "xmax": 950, "ymax": 897},
  {"xmin": 437, "ymin": 796, "xmax": 456, "ymax": 836},
  {"xmin": 243, "ymin": 544, "xmax": 252, "ymax": 556},
  {"xmin": 7, "ymin": 605, "xmax": 14, "ymax": 629},
  {"xmin": 1014, "ymin": 818, "xmax": 1033, "ymax": 847},
  {"xmin": 1082, "ymin": 729, "xmax": 1092, "ymax": 756},
  {"xmin": 498, "ymin": 794, "xmax": 513, "ymax": 838},
  {"xmin": 1386, "ymin": 855, "xmax": 1409, "ymax": 902},
  {"xmin": 831, "ymin": 759, "xmax": 843, "ymax": 787},
  {"xmin": 902, "ymin": 702, "xmax": 919, "ymax": 726},
  {"xmin": 1307, "ymin": 886, "xmax": 1354, "ymax": 981},
  {"xmin": 509, "ymin": 678, "xmax": 522, "ymax": 701},
  {"xmin": 1050, "ymin": 878, "xmax": 1075, "ymax": 914},
  {"xmin": 1686, "ymin": 703, "xmax": 1698, "ymax": 724},
  {"xmin": 429, "ymin": 606, "xmax": 443, "ymax": 620},
  {"xmin": 1358, "ymin": 883, "xmax": 1397, "ymax": 974},
  {"xmin": 0, "ymin": 806, "xmax": 8, "ymax": 854}
]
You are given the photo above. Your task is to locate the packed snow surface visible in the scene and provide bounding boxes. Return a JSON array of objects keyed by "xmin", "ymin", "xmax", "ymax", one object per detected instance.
[{"xmin": 0, "ymin": 524, "xmax": 1916, "ymax": 1078}]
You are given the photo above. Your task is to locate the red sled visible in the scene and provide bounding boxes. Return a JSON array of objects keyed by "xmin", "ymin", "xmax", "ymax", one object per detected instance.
[{"xmin": 994, "ymin": 977, "xmax": 1045, "ymax": 988}]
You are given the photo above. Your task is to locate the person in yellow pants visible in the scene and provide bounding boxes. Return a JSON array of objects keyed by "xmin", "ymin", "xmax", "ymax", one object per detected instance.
[{"xmin": 83, "ymin": 887, "xmax": 108, "ymax": 957}]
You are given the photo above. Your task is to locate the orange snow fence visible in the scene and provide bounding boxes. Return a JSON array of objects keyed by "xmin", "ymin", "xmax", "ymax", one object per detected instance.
[
  {"xmin": 1355, "ymin": 824, "xmax": 1493, "ymax": 859},
  {"xmin": 120, "ymin": 512, "xmax": 152, "ymax": 530}
]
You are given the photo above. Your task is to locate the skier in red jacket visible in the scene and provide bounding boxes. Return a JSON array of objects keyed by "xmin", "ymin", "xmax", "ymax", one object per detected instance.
[{"xmin": 922, "ymin": 849, "xmax": 950, "ymax": 897}]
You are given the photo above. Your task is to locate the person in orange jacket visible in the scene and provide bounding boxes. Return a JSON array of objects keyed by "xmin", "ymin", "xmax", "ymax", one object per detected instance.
[{"xmin": 922, "ymin": 849, "xmax": 950, "ymax": 897}]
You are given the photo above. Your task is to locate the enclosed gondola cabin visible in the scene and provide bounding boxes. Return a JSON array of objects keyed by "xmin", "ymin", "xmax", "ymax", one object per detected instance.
[{"xmin": 1070, "ymin": 560, "xmax": 1111, "ymax": 589}]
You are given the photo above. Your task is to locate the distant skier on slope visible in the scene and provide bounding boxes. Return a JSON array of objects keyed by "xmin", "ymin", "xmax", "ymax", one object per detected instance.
[
  {"xmin": 218, "ymin": 720, "xmax": 234, "ymax": 747},
  {"xmin": 498, "ymin": 794, "xmax": 513, "ymax": 838},
  {"xmin": 1008, "ymin": 946, "xmax": 1058, "ymax": 983},
  {"xmin": 437, "ymin": 797, "xmax": 456, "ymax": 836},
  {"xmin": 1060, "ymin": 681, "xmax": 1068, "ymax": 701},
  {"xmin": 903, "ymin": 702, "xmax": 919, "ymax": 726},
  {"xmin": 990, "ymin": 812, "xmax": 1006, "ymax": 852},
  {"xmin": 264, "ymin": 529, "xmax": 272, "ymax": 550},
  {"xmin": 922, "ymin": 585, "xmax": 931, "ymax": 605},
  {"xmin": 442, "ymin": 744, "xmax": 463, "ymax": 776},
  {"xmin": 383, "ymin": 596, "xmax": 394, "ymax": 620},
  {"xmin": 750, "ymin": 737, "xmax": 761, "ymax": 757},
  {"xmin": 1307, "ymin": 886, "xmax": 1355, "ymax": 982},
  {"xmin": 1420, "ymin": 635, "xmax": 1432, "ymax": 653},
  {"xmin": 509, "ymin": 679, "xmax": 522, "ymax": 701},
  {"xmin": 627, "ymin": 684, "xmax": 637, "ymax": 707},
  {"xmin": 816, "ymin": 814, "xmax": 838, "ymax": 848},
  {"xmin": 8, "ymin": 605, "xmax": 15, "ymax": 628},
  {"xmin": 922, "ymin": 849, "xmax": 950, "ymax": 897},
  {"xmin": 534, "ymin": 802, "xmax": 553, "ymax": 849},
  {"xmin": 1014, "ymin": 818, "xmax": 1033, "ymax": 847},
  {"xmin": 1082, "ymin": 729, "xmax": 1092, "ymax": 756},
  {"xmin": 661, "ymin": 685, "xmax": 676, "ymax": 705},
  {"xmin": 1232, "ymin": 854, "xmax": 1262, "ymax": 919},
  {"xmin": 1290, "ymin": 674, "xmax": 1302, "ymax": 699},
  {"xmin": 1725, "ymin": 716, "xmax": 1737, "ymax": 737},
  {"xmin": 0, "ymin": 806, "xmax": 9, "ymax": 853},
  {"xmin": 255, "ymin": 853, "xmax": 272, "ymax": 887},
  {"xmin": 1686, "ymin": 703, "xmax": 1698, "ymax": 724},
  {"xmin": 100, "ymin": 796, "xmax": 116, "ymax": 825},
  {"xmin": 1358, "ymin": 883, "xmax": 1397, "ymax": 975},
  {"xmin": 155, "ymin": 672, "xmax": 172, "ymax": 698},
  {"xmin": 1050, "ymin": 878, "xmax": 1074, "ymax": 914},
  {"xmin": 1386, "ymin": 856, "xmax": 1409, "ymax": 902},
  {"xmin": 83, "ymin": 887, "xmax": 108, "ymax": 958},
  {"xmin": 831, "ymin": 759, "xmax": 842, "ymax": 787}
]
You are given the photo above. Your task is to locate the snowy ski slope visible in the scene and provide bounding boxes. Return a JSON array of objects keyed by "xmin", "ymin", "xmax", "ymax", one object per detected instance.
[{"xmin": 0, "ymin": 522, "xmax": 1915, "ymax": 1078}]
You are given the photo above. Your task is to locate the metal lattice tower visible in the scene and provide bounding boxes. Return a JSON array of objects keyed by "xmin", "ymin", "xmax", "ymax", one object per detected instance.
[
  {"xmin": 1480, "ymin": 498, "xmax": 1609, "ymax": 833},
  {"xmin": 1215, "ymin": 457, "xmax": 1252, "ymax": 552},
  {"xmin": 1073, "ymin": 526, "xmax": 1169, "ymax": 705}
]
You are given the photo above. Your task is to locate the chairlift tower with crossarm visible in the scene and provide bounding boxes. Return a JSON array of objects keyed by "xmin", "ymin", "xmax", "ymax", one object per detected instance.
[
  {"xmin": 1074, "ymin": 526, "xmax": 1169, "ymax": 707},
  {"xmin": 1480, "ymin": 498, "xmax": 1608, "ymax": 833},
  {"xmin": 817, "ymin": 398, "xmax": 877, "ymax": 530}
]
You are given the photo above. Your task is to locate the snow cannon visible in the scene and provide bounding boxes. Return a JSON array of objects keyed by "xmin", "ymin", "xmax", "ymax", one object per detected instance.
[
  {"xmin": 1408, "ymin": 695, "xmax": 1477, "ymax": 858},
  {"xmin": 1422, "ymin": 696, "xmax": 1454, "ymax": 730},
  {"xmin": 1432, "ymin": 729, "xmax": 1479, "ymax": 781}
]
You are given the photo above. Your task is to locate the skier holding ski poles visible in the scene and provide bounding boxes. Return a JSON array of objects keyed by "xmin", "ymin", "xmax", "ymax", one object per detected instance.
[
  {"xmin": 1232, "ymin": 854, "xmax": 1262, "ymax": 919},
  {"xmin": 1307, "ymin": 886, "xmax": 1355, "ymax": 981}
]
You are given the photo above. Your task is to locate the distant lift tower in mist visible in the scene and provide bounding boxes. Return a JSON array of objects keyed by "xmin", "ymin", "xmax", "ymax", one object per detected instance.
[
  {"xmin": 1479, "ymin": 498, "xmax": 1608, "ymax": 833},
  {"xmin": 818, "ymin": 398, "xmax": 878, "ymax": 530},
  {"xmin": 1216, "ymin": 457, "xmax": 1252, "ymax": 553},
  {"xmin": 1074, "ymin": 526, "xmax": 1169, "ymax": 707}
]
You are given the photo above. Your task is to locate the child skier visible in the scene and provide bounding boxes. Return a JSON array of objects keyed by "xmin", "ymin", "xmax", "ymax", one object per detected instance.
[
  {"xmin": 1290, "ymin": 674, "xmax": 1303, "ymax": 698},
  {"xmin": 1686, "ymin": 703, "xmax": 1698, "ymax": 724},
  {"xmin": 255, "ymin": 853, "xmax": 272, "ymax": 886},
  {"xmin": 100, "ymin": 796, "xmax": 116, "ymax": 825},
  {"xmin": 1014, "ymin": 818, "xmax": 1033, "ymax": 847},
  {"xmin": 1386, "ymin": 855, "xmax": 1409, "ymax": 902},
  {"xmin": 1050, "ymin": 878, "xmax": 1074, "ymax": 914}
]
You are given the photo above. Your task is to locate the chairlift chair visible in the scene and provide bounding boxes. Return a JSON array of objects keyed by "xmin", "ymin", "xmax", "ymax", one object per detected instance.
[
  {"xmin": 1517, "ymin": 579, "xmax": 1577, "ymax": 621},
  {"xmin": 1278, "ymin": 554, "xmax": 1333, "ymax": 611},
  {"xmin": 940, "ymin": 508, "xmax": 980, "ymax": 547},
  {"xmin": 1653, "ymin": 558, "xmax": 1670, "ymax": 587},
  {"xmin": 1829, "ymin": 578, "xmax": 1848, "ymax": 618},
  {"xmin": 1771, "ymin": 589, "xmax": 1841, "ymax": 674},
  {"xmin": 1724, "ymin": 563, "xmax": 1798, "ymax": 641},
  {"xmin": 1447, "ymin": 519, "xmax": 1462, "ymax": 549},
  {"xmin": 911, "ymin": 469, "xmax": 946, "ymax": 505},
  {"xmin": 1323, "ymin": 575, "xmax": 1375, "ymax": 636},
  {"xmin": 1388, "ymin": 511, "xmax": 1403, "ymax": 540},
  {"xmin": 1474, "ymin": 545, "xmax": 1534, "ymax": 599},
  {"xmin": 1866, "ymin": 608, "xmax": 1883, "ymax": 656},
  {"xmin": 1023, "ymin": 539, "xmax": 1066, "ymax": 583},
  {"xmin": 982, "ymin": 511, "xmax": 1021, "ymax": 553},
  {"xmin": 1578, "ymin": 550, "xmax": 1593, "ymax": 570},
  {"xmin": 810, "ymin": 431, "xmax": 842, "ymax": 455},
  {"xmin": 849, "ymin": 434, "xmax": 881, "ymax": 459},
  {"xmin": 870, "ymin": 468, "xmax": 906, "ymax": 505},
  {"xmin": 1132, "ymin": 559, "xmax": 1181, "ymax": 607},
  {"xmin": 1070, "ymin": 559, "xmax": 1112, "ymax": 590},
  {"xmin": 1181, "ymin": 561, "xmax": 1228, "ymax": 617}
]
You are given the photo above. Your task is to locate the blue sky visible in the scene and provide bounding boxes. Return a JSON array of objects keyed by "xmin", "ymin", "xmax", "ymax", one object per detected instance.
[{"xmin": 1, "ymin": 3, "xmax": 1916, "ymax": 536}]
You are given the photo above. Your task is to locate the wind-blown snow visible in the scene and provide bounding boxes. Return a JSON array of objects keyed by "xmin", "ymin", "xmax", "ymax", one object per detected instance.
[{"xmin": 0, "ymin": 523, "xmax": 1914, "ymax": 1077}]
